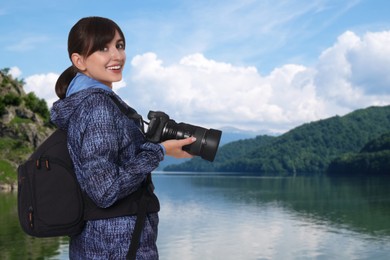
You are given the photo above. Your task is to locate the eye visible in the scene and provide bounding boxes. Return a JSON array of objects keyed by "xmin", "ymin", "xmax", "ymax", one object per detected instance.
[
  {"xmin": 116, "ymin": 41, "xmax": 125, "ymax": 50},
  {"xmin": 99, "ymin": 46, "xmax": 109, "ymax": 52}
]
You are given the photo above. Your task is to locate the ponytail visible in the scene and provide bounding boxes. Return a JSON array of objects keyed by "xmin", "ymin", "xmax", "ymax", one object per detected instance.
[{"xmin": 55, "ymin": 66, "xmax": 78, "ymax": 99}]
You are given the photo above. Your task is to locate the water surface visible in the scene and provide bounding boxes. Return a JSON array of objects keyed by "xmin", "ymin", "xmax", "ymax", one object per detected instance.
[{"xmin": 1, "ymin": 174, "xmax": 389, "ymax": 259}]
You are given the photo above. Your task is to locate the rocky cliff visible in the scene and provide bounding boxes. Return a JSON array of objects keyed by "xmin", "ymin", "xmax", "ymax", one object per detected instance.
[{"xmin": 0, "ymin": 69, "xmax": 54, "ymax": 189}]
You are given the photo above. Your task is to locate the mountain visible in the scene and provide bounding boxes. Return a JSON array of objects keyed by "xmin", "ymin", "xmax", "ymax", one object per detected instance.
[
  {"xmin": 0, "ymin": 69, "xmax": 54, "ymax": 188},
  {"xmin": 165, "ymin": 105, "xmax": 390, "ymax": 175},
  {"xmin": 327, "ymin": 132, "xmax": 390, "ymax": 176},
  {"xmin": 219, "ymin": 126, "xmax": 278, "ymax": 142}
]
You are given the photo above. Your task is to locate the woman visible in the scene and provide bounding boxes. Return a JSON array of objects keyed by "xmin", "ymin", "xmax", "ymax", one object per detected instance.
[{"xmin": 51, "ymin": 16, "xmax": 195, "ymax": 259}]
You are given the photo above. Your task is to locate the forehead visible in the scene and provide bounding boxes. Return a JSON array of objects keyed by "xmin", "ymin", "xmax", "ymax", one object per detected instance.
[{"xmin": 111, "ymin": 30, "xmax": 124, "ymax": 42}]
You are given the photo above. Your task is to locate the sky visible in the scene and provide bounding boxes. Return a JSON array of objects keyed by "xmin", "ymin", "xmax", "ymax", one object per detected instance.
[{"xmin": 1, "ymin": 0, "xmax": 390, "ymax": 133}]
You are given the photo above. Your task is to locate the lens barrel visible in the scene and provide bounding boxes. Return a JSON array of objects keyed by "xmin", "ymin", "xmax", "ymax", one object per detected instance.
[{"xmin": 162, "ymin": 121, "xmax": 222, "ymax": 162}]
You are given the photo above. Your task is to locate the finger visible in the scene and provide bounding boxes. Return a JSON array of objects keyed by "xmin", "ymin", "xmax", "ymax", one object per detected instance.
[{"xmin": 181, "ymin": 136, "xmax": 196, "ymax": 145}]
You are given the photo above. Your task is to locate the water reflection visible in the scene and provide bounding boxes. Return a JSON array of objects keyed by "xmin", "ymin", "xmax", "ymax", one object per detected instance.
[
  {"xmin": 1, "ymin": 175, "xmax": 390, "ymax": 259},
  {"xmin": 179, "ymin": 175, "xmax": 390, "ymax": 236},
  {"xmin": 155, "ymin": 174, "xmax": 390, "ymax": 259}
]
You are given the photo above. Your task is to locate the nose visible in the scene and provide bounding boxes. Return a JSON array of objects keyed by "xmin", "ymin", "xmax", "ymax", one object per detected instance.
[{"xmin": 110, "ymin": 48, "xmax": 124, "ymax": 60}]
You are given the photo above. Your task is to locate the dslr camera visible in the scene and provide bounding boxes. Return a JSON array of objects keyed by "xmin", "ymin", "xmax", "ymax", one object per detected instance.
[{"xmin": 144, "ymin": 111, "xmax": 222, "ymax": 162}]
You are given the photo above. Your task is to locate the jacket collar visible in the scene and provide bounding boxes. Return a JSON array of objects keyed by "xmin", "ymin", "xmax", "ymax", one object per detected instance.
[{"xmin": 66, "ymin": 73, "xmax": 112, "ymax": 97}]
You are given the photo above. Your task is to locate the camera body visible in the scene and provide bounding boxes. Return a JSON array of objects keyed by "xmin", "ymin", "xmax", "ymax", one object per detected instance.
[{"xmin": 145, "ymin": 111, "xmax": 222, "ymax": 162}]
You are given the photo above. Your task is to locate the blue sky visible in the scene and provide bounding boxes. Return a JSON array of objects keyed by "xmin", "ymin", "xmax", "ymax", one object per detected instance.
[{"xmin": 1, "ymin": 0, "xmax": 390, "ymax": 133}]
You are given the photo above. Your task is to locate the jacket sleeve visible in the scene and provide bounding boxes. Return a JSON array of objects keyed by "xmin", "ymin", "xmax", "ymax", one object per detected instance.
[{"xmin": 70, "ymin": 94, "xmax": 164, "ymax": 208}]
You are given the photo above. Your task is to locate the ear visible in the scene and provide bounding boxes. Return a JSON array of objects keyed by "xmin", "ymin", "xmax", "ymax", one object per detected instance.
[{"xmin": 71, "ymin": 53, "xmax": 87, "ymax": 71}]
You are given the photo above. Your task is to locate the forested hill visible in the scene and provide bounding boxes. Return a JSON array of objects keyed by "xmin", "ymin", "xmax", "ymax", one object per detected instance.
[
  {"xmin": 327, "ymin": 132, "xmax": 390, "ymax": 176},
  {"xmin": 165, "ymin": 105, "xmax": 390, "ymax": 175}
]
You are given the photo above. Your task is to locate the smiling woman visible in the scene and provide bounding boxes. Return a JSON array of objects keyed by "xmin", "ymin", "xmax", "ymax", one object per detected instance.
[
  {"xmin": 55, "ymin": 17, "xmax": 127, "ymax": 99},
  {"xmin": 69, "ymin": 31, "xmax": 126, "ymax": 89},
  {"xmin": 47, "ymin": 16, "xmax": 197, "ymax": 260}
]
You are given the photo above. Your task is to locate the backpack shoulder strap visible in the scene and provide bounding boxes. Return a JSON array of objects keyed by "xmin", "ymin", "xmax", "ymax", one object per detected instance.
[
  {"xmin": 99, "ymin": 95, "xmax": 157, "ymax": 259},
  {"xmin": 126, "ymin": 174, "xmax": 155, "ymax": 260}
]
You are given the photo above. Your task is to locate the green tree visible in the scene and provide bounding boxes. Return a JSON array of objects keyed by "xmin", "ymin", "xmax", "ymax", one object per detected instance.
[
  {"xmin": 3, "ymin": 93, "xmax": 22, "ymax": 106},
  {"xmin": 23, "ymin": 92, "xmax": 50, "ymax": 122}
]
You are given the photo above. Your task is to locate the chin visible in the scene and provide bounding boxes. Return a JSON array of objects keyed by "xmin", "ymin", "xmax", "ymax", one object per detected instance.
[{"xmin": 110, "ymin": 74, "xmax": 122, "ymax": 82}]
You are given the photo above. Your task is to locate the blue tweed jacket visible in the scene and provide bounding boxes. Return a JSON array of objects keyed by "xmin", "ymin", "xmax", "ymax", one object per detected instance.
[{"xmin": 51, "ymin": 87, "xmax": 163, "ymax": 259}]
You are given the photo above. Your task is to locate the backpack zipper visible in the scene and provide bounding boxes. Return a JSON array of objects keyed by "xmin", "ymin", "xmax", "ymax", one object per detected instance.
[{"xmin": 28, "ymin": 206, "xmax": 34, "ymax": 229}]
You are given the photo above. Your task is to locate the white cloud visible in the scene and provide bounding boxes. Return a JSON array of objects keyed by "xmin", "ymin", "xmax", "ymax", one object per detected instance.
[
  {"xmin": 122, "ymin": 30, "xmax": 390, "ymax": 132},
  {"xmin": 315, "ymin": 31, "xmax": 390, "ymax": 111},
  {"xmin": 24, "ymin": 73, "xmax": 59, "ymax": 107},
  {"xmin": 113, "ymin": 79, "xmax": 127, "ymax": 92},
  {"xmin": 21, "ymin": 29, "xmax": 390, "ymax": 133},
  {"xmin": 9, "ymin": 66, "xmax": 22, "ymax": 78},
  {"xmin": 348, "ymin": 31, "xmax": 390, "ymax": 94},
  {"xmin": 124, "ymin": 52, "xmax": 323, "ymax": 132}
]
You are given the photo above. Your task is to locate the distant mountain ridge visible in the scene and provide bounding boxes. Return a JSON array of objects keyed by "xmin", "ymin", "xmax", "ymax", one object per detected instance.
[{"xmin": 165, "ymin": 105, "xmax": 390, "ymax": 175}]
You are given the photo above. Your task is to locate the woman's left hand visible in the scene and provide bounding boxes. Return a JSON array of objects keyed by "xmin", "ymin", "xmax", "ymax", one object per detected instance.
[{"xmin": 161, "ymin": 137, "xmax": 196, "ymax": 158}]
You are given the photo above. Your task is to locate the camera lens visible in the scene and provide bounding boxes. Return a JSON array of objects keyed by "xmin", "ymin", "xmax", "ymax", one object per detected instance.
[{"xmin": 162, "ymin": 121, "xmax": 222, "ymax": 162}]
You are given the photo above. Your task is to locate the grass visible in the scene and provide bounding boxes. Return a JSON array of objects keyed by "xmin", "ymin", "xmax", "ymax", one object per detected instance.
[
  {"xmin": 0, "ymin": 159, "xmax": 17, "ymax": 184},
  {"xmin": 10, "ymin": 116, "xmax": 33, "ymax": 124},
  {"xmin": 0, "ymin": 137, "xmax": 32, "ymax": 184}
]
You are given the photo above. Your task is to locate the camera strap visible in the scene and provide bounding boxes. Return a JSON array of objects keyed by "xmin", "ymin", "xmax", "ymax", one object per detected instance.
[{"xmin": 109, "ymin": 95, "xmax": 145, "ymax": 133}]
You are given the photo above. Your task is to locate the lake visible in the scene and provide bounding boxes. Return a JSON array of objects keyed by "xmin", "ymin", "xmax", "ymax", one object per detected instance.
[{"xmin": 1, "ymin": 174, "xmax": 390, "ymax": 259}]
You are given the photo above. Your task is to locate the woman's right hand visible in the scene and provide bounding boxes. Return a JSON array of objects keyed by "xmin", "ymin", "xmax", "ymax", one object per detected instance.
[{"xmin": 161, "ymin": 137, "xmax": 197, "ymax": 159}]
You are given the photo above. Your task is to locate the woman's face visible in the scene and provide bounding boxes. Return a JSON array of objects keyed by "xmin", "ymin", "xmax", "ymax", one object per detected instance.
[{"xmin": 80, "ymin": 30, "xmax": 126, "ymax": 88}]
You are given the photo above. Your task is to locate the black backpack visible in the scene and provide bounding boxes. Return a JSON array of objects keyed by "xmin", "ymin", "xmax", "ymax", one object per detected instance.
[
  {"xmin": 18, "ymin": 129, "xmax": 85, "ymax": 237},
  {"xmin": 17, "ymin": 95, "xmax": 159, "ymax": 259}
]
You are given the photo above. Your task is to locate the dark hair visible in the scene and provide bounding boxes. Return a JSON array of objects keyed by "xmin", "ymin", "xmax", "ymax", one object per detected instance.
[{"xmin": 55, "ymin": 17, "xmax": 126, "ymax": 99}]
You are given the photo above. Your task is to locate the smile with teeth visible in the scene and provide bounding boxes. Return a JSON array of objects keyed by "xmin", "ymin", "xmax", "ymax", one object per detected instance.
[{"xmin": 107, "ymin": 65, "xmax": 122, "ymax": 70}]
